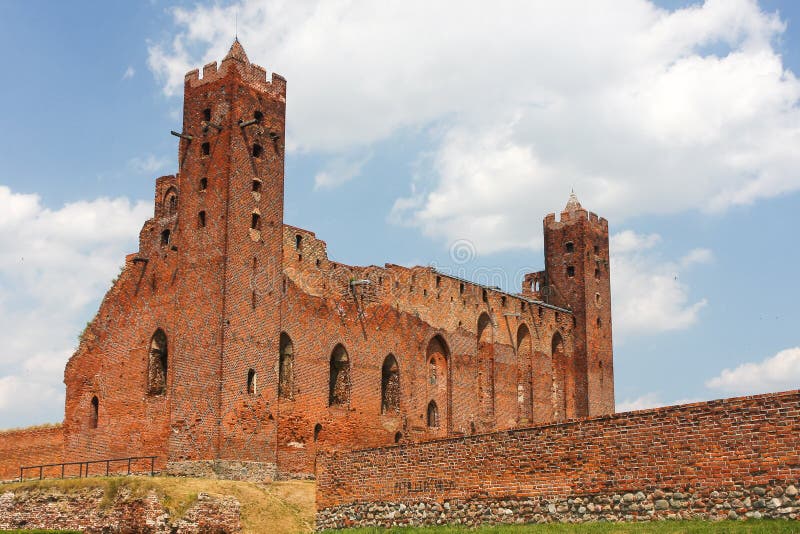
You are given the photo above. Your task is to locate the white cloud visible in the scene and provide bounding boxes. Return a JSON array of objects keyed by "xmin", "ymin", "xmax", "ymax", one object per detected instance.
[
  {"xmin": 617, "ymin": 392, "xmax": 703, "ymax": 412},
  {"xmin": 122, "ymin": 66, "xmax": 136, "ymax": 80},
  {"xmin": 128, "ymin": 154, "xmax": 170, "ymax": 175},
  {"xmin": 705, "ymin": 347, "xmax": 800, "ymax": 395},
  {"xmin": 148, "ymin": 0, "xmax": 800, "ymax": 254},
  {"xmin": 313, "ymin": 153, "xmax": 372, "ymax": 191},
  {"xmin": 0, "ymin": 185, "xmax": 151, "ymax": 427},
  {"xmin": 610, "ymin": 231, "xmax": 712, "ymax": 338}
]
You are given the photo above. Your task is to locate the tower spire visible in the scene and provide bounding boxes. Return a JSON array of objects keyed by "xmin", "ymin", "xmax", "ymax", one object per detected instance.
[
  {"xmin": 564, "ymin": 190, "xmax": 582, "ymax": 212},
  {"xmin": 224, "ymin": 38, "xmax": 249, "ymax": 64}
]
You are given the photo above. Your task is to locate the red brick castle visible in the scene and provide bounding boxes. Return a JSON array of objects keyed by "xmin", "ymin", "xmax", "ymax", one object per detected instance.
[{"xmin": 0, "ymin": 41, "xmax": 614, "ymax": 480}]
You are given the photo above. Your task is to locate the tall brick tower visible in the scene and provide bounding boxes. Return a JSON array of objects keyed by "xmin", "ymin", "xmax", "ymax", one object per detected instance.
[
  {"xmin": 543, "ymin": 193, "xmax": 614, "ymax": 417},
  {"xmin": 170, "ymin": 39, "xmax": 287, "ymax": 471}
]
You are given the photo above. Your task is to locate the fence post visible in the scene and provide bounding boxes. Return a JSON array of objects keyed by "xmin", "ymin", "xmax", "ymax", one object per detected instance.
[
  {"xmin": 19, "ymin": 467, "xmax": 22, "ymax": 482},
  {"xmin": 39, "ymin": 466, "xmax": 43, "ymax": 480},
  {"xmin": 61, "ymin": 464, "xmax": 65, "ymax": 479},
  {"xmin": 150, "ymin": 457, "xmax": 155, "ymax": 477},
  {"xmin": 85, "ymin": 462, "xmax": 89, "ymax": 478},
  {"xmin": 127, "ymin": 458, "xmax": 131, "ymax": 475}
]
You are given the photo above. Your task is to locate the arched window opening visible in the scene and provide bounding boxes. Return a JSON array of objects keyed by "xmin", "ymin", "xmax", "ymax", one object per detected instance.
[
  {"xmin": 477, "ymin": 312, "xmax": 495, "ymax": 422},
  {"xmin": 198, "ymin": 211, "xmax": 206, "ymax": 228},
  {"xmin": 482, "ymin": 289, "xmax": 488, "ymax": 303},
  {"xmin": 329, "ymin": 344, "xmax": 350, "ymax": 406},
  {"xmin": 313, "ymin": 423, "xmax": 322, "ymax": 442},
  {"xmin": 426, "ymin": 401, "xmax": 439, "ymax": 428},
  {"xmin": 597, "ymin": 317, "xmax": 602, "ymax": 328},
  {"xmin": 160, "ymin": 229, "xmax": 171, "ymax": 247},
  {"xmin": 147, "ymin": 329, "xmax": 168, "ymax": 395},
  {"xmin": 381, "ymin": 354, "xmax": 400, "ymax": 414},
  {"xmin": 279, "ymin": 333, "xmax": 294, "ymax": 399},
  {"xmin": 517, "ymin": 324, "xmax": 533, "ymax": 423},
  {"xmin": 203, "ymin": 108, "xmax": 211, "ymax": 121},
  {"xmin": 202, "ymin": 142, "xmax": 210, "ymax": 156},
  {"xmin": 252, "ymin": 144, "xmax": 263, "ymax": 158},
  {"xmin": 252, "ymin": 179, "xmax": 262, "ymax": 193},
  {"xmin": 164, "ymin": 188, "xmax": 178, "ymax": 216},
  {"xmin": 295, "ymin": 234, "xmax": 302, "ymax": 250},
  {"xmin": 199, "ymin": 177, "xmax": 208, "ymax": 191},
  {"xmin": 394, "ymin": 432, "xmax": 402, "ymax": 443},
  {"xmin": 251, "ymin": 212, "xmax": 261, "ymax": 230},
  {"xmin": 565, "ymin": 241, "xmax": 574, "ymax": 253},
  {"xmin": 90, "ymin": 396, "xmax": 99, "ymax": 429},
  {"xmin": 566, "ymin": 265, "xmax": 575, "ymax": 278},
  {"xmin": 247, "ymin": 368, "xmax": 256, "ymax": 395},
  {"xmin": 552, "ymin": 332, "xmax": 570, "ymax": 420},
  {"xmin": 254, "ymin": 111, "xmax": 264, "ymax": 123}
]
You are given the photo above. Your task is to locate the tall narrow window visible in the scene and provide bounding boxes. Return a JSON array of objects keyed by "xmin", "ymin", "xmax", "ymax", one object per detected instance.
[
  {"xmin": 279, "ymin": 333, "xmax": 294, "ymax": 399},
  {"xmin": 381, "ymin": 355, "xmax": 400, "ymax": 414},
  {"xmin": 254, "ymin": 111, "xmax": 264, "ymax": 123},
  {"xmin": 252, "ymin": 144, "xmax": 263, "ymax": 158},
  {"xmin": 251, "ymin": 212, "xmax": 261, "ymax": 230},
  {"xmin": 164, "ymin": 188, "xmax": 178, "ymax": 216},
  {"xmin": 565, "ymin": 241, "xmax": 575, "ymax": 253},
  {"xmin": 90, "ymin": 396, "xmax": 99, "ymax": 429},
  {"xmin": 199, "ymin": 177, "xmax": 208, "ymax": 191},
  {"xmin": 252, "ymin": 179, "xmax": 262, "ymax": 192},
  {"xmin": 313, "ymin": 423, "xmax": 322, "ymax": 442},
  {"xmin": 329, "ymin": 344, "xmax": 350, "ymax": 406},
  {"xmin": 160, "ymin": 229, "xmax": 170, "ymax": 247},
  {"xmin": 202, "ymin": 142, "xmax": 210, "ymax": 156},
  {"xmin": 295, "ymin": 234, "xmax": 302, "ymax": 250},
  {"xmin": 203, "ymin": 108, "xmax": 211, "ymax": 121},
  {"xmin": 247, "ymin": 369, "xmax": 256, "ymax": 395},
  {"xmin": 198, "ymin": 211, "xmax": 206, "ymax": 228},
  {"xmin": 426, "ymin": 400, "xmax": 439, "ymax": 428},
  {"xmin": 147, "ymin": 329, "xmax": 168, "ymax": 395},
  {"xmin": 566, "ymin": 265, "xmax": 575, "ymax": 277}
]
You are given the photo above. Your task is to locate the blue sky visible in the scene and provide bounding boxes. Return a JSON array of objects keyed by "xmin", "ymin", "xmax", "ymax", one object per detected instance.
[{"xmin": 0, "ymin": 0, "xmax": 798, "ymax": 427}]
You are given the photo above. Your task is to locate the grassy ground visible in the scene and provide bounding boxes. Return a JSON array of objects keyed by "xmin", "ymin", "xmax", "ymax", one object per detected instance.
[
  {"xmin": 333, "ymin": 522, "xmax": 800, "ymax": 534},
  {"xmin": 2, "ymin": 476, "xmax": 315, "ymax": 534}
]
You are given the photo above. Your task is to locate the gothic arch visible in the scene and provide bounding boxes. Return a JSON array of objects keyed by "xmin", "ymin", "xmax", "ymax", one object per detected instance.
[
  {"xmin": 381, "ymin": 354, "xmax": 400, "ymax": 414},
  {"xmin": 425, "ymin": 335, "xmax": 450, "ymax": 434},
  {"xmin": 279, "ymin": 333, "xmax": 294, "ymax": 399},
  {"xmin": 552, "ymin": 331, "xmax": 576, "ymax": 421},
  {"xmin": 329, "ymin": 344, "xmax": 350, "ymax": 406},
  {"xmin": 164, "ymin": 187, "xmax": 178, "ymax": 216},
  {"xmin": 147, "ymin": 329, "xmax": 168, "ymax": 395},
  {"xmin": 477, "ymin": 313, "xmax": 495, "ymax": 426},
  {"xmin": 517, "ymin": 324, "xmax": 533, "ymax": 424}
]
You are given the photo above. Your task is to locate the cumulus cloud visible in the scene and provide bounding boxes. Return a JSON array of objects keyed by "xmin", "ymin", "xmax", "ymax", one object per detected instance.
[
  {"xmin": 313, "ymin": 153, "xmax": 372, "ymax": 191},
  {"xmin": 617, "ymin": 392, "xmax": 703, "ymax": 412},
  {"xmin": 128, "ymin": 154, "xmax": 170, "ymax": 175},
  {"xmin": 0, "ymin": 185, "xmax": 151, "ymax": 428},
  {"xmin": 610, "ymin": 231, "xmax": 712, "ymax": 338},
  {"xmin": 122, "ymin": 66, "xmax": 136, "ymax": 80},
  {"xmin": 705, "ymin": 347, "xmax": 800, "ymax": 395},
  {"xmin": 148, "ymin": 0, "xmax": 800, "ymax": 254}
]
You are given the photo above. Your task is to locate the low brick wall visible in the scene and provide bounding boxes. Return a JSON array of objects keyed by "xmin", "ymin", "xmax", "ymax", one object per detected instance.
[
  {"xmin": 0, "ymin": 487, "xmax": 240, "ymax": 533},
  {"xmin": 0, "ymin": 425, "xmax": 64, "ymax": 481},
  {"xmin": 316, "ymin": 390, "xmax": 800, "ymax": 529}
]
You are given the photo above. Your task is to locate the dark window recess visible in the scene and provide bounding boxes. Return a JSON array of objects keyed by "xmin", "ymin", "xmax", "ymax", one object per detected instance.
[
  {"xmin": 247, "ymin": 369, "xmax": 256, "ymax": 395},
  {"xmin": 252, "ymin": 179, "xmax": 262, "ymax": 192},
  {"xmin": 90, "ymin": 396, "xmax": 99, "ymax": 429},
  {"xmin": 160, "ymin": 229, "xmax": 171, "ymax": 247},
  {"xmin": 198, "ymin": 211, "xmax": 206, "ymax": 228},
  {"xmin": 252, "ymin": 144, "xmax": 263, "ymax": 158},
  {"xmin": 279, "ymin": 333, "xmax": 294, "ymax": 399},
  {"xmin": 459, "ymin": 282, "xmax": 465, "ymax": 295},
  {"xmin": 381, "ymin": 355, "xmax": 400, "ymax": 414},
  {"xmin": 595, "ymin": 268, "xmax": 600, "ymax": 279},
  {"xmin": 199, "ymin": 177, "xmax": 208, "ymax": 191},
  {"xmin": 567, "ymin": 265, "xmax": 575, "ymax": 277},
  {"xmin": 147, "ymin": 329, "xmax": 168, "ymax": 395},
  {"xmin": 594, "ymin": 245, "xmax": 600, "ymax": 254},
  {"xmin": 597, "ymin": 317, "xmax": 602, "ymax": 328},
  {"xmin": 436, "ymin": 275, "xmax": 441, "ymax": 288},
  {"xmin": 427, "ymin": 400, "xmax": 439, "ymax": 428},
  {"xmin": 254, "ymin": 110, "xmax": 264, "ymax": 123},
  {"xmin": 565, "ymin": 241, "xmax": 575, "ymax": 253},
  {"xmin": 501, "ymin": 296, "xmax": 507, "ymax": 307},
  {"xmin": 202, "ymin": 142, "xmax": 210, "ymax": 156},
  {"xmin": 203, "ymin": 108, "xmax": 211, "ymax": 121},
  {"xmin": 313, "ymin": 423, "xmax": 322, "ymax": 442},
  {"xmin": 329, "ymin": 345, "xmax": 351, "ymax": 406},
  {"xmin": 482, "ymin": 289, "xmax": 488, "ymax": 302},
  {"xmin": 394, "ymin": 432, "xmax": 402, "ymax": 443},
  {"xmin": 295, "ymin": 234, "xmax": 302, "ymax": 250},
  {"xmin": 251, "ymin": 213, "xmax": 261, "ymax": 230}
]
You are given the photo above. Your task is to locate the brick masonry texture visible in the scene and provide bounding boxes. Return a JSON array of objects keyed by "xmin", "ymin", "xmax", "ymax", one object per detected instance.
[
  {"xmin": 0, "ymin": 487, "xmax": 240, "ymax": 533},
  {"xmin": 0, "ymin": 40, "xmax": 614, "ymax": 480},
  {"xmin": 316, "ymin": 390, "xmax": 800, "ymax": 529},
  {"xmin": 0, "ymin": 425, "xmax": 64, "ymax": 480}
]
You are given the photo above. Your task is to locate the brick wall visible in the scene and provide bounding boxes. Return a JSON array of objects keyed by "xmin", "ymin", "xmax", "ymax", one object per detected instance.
[
  {"xmin": 0, "ymin": 425, "xmax": 64, "ymax": 480},
  {"xmin": 316, "ymin": 390, "xmax": 800, "ymax": 528}
]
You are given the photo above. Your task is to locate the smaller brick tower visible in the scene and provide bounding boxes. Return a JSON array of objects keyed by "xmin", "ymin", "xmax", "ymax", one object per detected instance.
[{"xmin": 543, "ymin": 193, "xmax": 614, "ymax": 417}]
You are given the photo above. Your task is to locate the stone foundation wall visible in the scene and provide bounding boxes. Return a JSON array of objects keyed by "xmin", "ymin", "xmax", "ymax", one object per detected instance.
[
  {"xmin": 166, "ymin": 460, "xmax": 276, "ymax": 482},
  {"xmin": 316, "ymin": 390, "xmax": 800, "ymax": 529},
  {"xmin": 317, "ymin": 483, "xmax": 799, "ymax": 529},
  {"xmin": 0, "ymin": 487, "xmax": 240, "ymax": 533}
]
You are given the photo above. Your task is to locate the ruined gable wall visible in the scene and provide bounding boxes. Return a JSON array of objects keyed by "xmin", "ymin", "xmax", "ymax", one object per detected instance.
[{"xmin": 277, "ymin": 226, "xmax": 577, "ymax": 476}]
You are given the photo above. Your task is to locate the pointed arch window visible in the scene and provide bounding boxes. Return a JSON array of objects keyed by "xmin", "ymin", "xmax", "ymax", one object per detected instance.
[
  {"xmin": 90, "ymin": 396, "xmax": 99, "ymax": 429},
  {"xmin": 279, "ymin": 333, "xmax": 294, "ymax": 399},
  {"xmin": 147, "ymin": 329, "xmax": 168, "ymax": 395},
  {"xmin": 381, "ymin": 354, "xmax": 400, "ymax": 414},
  {"xmin": 329, "ymin": 344, "xmax": 350, "ymax": 406}
]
